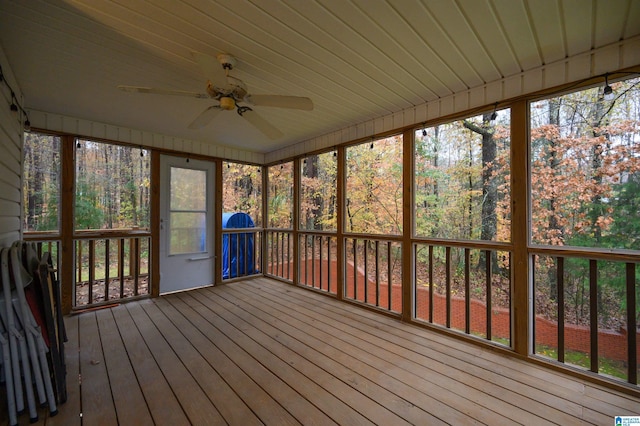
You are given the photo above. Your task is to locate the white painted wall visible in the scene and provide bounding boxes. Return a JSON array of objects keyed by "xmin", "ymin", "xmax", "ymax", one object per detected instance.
[{"xmin": 0, "ymin": 45, "xmax": 23, "ymax": 247}]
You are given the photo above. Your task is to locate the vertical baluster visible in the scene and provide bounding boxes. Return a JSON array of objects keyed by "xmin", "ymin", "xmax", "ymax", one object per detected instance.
[
  {"xmin": 244, "ymin": 233, "xmax": 249, "ymax": 277},
  {"xmin": 375, "ymin": 240, "xmax": 380, "ymax": 307},
  {"xmin": 429, "ymin": 245, "xmax": 434, "ymax": 323},
  {"xmin": 287, "ymin": 232, "xmax": 291, "ymax": 280},
  {"xmin": 88, "ymin": 240, "xmax": 95, "ymax": 304},
  {"xmin": 253, "ymin": 231, "xmax": 258, "ymax": 275},
  {"xmin": 77, "ymin": 240, "xmax": 83, "ymax": 285},
  {"xmin": 364, "ymin": 240, "xmax": 368, "ymax": 304},
  {"xmin": 626, "ymin": 263, "xmax": 637, "ymax": 385},
  {"xmin": 311, "ymin": 235, "xmax": 316, "ymax": 288},
  {"xmin": 104, "ymin": 239, "xmax": 110, "ymax": 301},
  {"xmin": 319, "ymin": 235, "xmax": 324, "ymax": 291},
  {"xmin": 236, "ymin": 232, "xmax": 241, "ymax": 278},
  {"xmin": 557, "ymin": 257, "xmax": 565, "ymax": 363},
  {"xmin": 353, "ymin": 238, "xmax": 358, "ymax": 300},
  {"xmin": 128, "ymin": 238, "xmax": 135, "ymax": 279},
  {"xmin": 589, "ymin": 259, "xmax": 598, "ymax": 373},
  {"xmin": 119, "ymin": 238, "xmax": 125, "ymax": 299},
  {"xmin": 387, "ymin": 241, "xmax": 392, "ymax": 311},
  {"xmin": 446, "ymin": 246, "xmax": 451, "ymax": 328},
  {"xmin": 275, "ymin": 232, "xmax": 279, "ymax": 276},
  {"xmin": 486, "ymin": 250, "xmax": 492, "ymax": 340},
  {"xmin": 278, "ymin": 232, "xmax": 282, "ymax": 277},
  {"xmin": 304, "ymin": 234, "xmax": 309, "ymax": 285},
  {"xmin": 133, "ymin": 238, "xmax": 140, "ymax": 296},
  {"xmin": 465, "ymin": 248, "xmax": 470, "ymax": 334},
  {"xmin": 327, "ymin": 237, "xmax": 332, "ymax": 293}
]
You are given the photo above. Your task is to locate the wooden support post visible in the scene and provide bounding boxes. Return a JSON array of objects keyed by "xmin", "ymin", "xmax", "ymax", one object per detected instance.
[
  {"xmin": 336, "ymin": 146, "xmax": 345, "ymax": 301},
  {"xmin": 150, "ymin": 151, "xmax": 160, "ymax": 297},
  {"xmin": 402, "ymin": 128, "xmax": 413, "ymax": 322},
  {"xmin": 511, "ymin": 99, "xmax": 530, "ymax": 356},
  {"xmin": 60, "ymin": 136, "xmax": 75, "ymax": 314}
]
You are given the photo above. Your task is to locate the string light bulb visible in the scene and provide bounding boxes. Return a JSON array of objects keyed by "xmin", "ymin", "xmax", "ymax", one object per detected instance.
[
  {"xmin": 10, "ymin": 92, "xmax": 18, "ymax": 117},
  {"xmin": 490, "ymin": 103, "xmax": 498, "ymax": 121},
  {"xmin": 603, "ymin": 73, "xmax": 614, "ymax": 101}
]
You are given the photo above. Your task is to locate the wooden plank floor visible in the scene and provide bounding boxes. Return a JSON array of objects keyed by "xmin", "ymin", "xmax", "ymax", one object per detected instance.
[{"xmin": 3, "ymin": 277, "xmax": 640, "ymax": 425}]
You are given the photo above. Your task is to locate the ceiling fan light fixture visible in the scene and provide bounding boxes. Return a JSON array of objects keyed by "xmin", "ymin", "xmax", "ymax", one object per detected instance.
[{"xmin": 219, "ymin": 96, "xmax": 235, "ymax": 110}]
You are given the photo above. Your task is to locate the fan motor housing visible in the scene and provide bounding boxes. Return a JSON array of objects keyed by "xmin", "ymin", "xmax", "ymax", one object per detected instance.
[{"xmin": 219, "ymin": 97, "xmax": 235, "ymax": 110}]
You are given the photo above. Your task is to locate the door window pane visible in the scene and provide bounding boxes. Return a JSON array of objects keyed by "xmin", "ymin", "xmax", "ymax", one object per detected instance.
[
  {"xmin": 171, "ymin": 167, "xmax": 206, "ymax": 211},
  {"xmin": 170, "ymin": 212, "xmax": 206, "ymax": 254},
  {"xmin": 169, "ymin": 167, "xmax": 207, "ymax": 255}
]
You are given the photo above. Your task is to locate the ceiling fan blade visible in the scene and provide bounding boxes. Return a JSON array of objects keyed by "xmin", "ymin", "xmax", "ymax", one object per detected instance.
[
  {"xmin": 188, "ymin": 105, "xmax": 222, "ymax": 129},
  {"xmin": 240, "ymin": 109, "xmax": 284, "ymax": 140},
  {"xmin": 191, "ymin": 52, "xmax": 228, "ymax": 88},
  {"xmin": 118, "ymin": 85, "xmax": 209, "ymax": 99},
  {"xmin": 245, "ymin": 94, "xmax": 313, "ymax": 110}
]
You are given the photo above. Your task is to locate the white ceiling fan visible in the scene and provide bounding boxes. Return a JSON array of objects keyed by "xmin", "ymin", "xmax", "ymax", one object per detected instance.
[{"xmin": 118, "ymin": 52, "xmax": 313, "ymax": 139}]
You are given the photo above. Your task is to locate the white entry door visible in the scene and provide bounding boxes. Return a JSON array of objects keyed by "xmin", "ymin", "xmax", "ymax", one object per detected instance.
[{"xmin": 159, "ymin": 155, "xmax": 215, "ymax": 294}]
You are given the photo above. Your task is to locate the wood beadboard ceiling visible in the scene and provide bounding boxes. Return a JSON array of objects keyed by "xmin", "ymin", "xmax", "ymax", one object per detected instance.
[{"xmin": 1, "ymin": 0, "xmax": 639, "ymax": 154}]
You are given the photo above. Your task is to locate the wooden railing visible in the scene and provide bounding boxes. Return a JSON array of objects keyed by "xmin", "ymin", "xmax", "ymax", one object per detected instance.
[
  {"xmin": 413, "ymin": 242, "xmax": 512, "ymax": 346},
  {"xmin": 531, "ymin": 247, "xmax": 639, "ymax": 386},
  {"xmin": 299, "ymin": 232, "xmax": 337, "ymax": 295},
  {"xmin": 73, "ymin": 230, "xmax": 151, "ymax": 308},
  {"xmin": 344, "ymin": 236, "xmax": 403, "ymax": 314},
  {"xmin": 27, "ymin": 238, "xmax": 61, "ymax": 268},
  {"xmin": 221, "ymin": 228, "xmax": 262, "ymax": 280},
  {"xmin": 23, "ymin": 230, "xmax": 151, "ymax": 309},
  {"xmin": 265, "ymin": 230, "xmax": 294, "ymax": 281}
]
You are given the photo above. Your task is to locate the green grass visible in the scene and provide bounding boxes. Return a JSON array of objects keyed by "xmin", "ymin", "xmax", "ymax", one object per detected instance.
[{"xmin": 535, "ymin": 344, "xmax": 628, "ymax": 380}]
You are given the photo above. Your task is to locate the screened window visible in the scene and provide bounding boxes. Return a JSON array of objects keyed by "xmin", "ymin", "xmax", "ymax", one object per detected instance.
[
  {"xmin": 300, "ymin": 152, "xmax": 337, "ymax": 231},
  {"xmin": 530, "ymin": 77, "xmax": 640, "ymax": 250},
  {"xmin": 223, "ymin": 161, "xmax": 262, "ymax": 227},
  {"xmin": 414, "ymin": 111, "xmax": 511, "ymax": 241},
  {"xmin": 23, "ymin": 132, "xmax": 61, "ymax": 232},
  {"xmin": 345, "ymin": 136, "xmax": 403, "ymax": 235},
  {"xmin": 75, "ymin": 140, "xmax": 149, "ymax": 230},
  {"xmin": 530, "ymin": 77, "xmax": 640, "ymax": 381},
  {"xmin": 267, "ymin": 162, "xmax": 293, "ymax": 228}
]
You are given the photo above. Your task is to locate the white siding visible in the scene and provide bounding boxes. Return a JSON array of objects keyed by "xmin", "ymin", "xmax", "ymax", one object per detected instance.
[
  {"xmin": 29, "ymin": 111, "xmax": 265, "ymax": 165},
  {"xmin": 0, "ymin": 46, "xmax": 23, "ymax": 247}
]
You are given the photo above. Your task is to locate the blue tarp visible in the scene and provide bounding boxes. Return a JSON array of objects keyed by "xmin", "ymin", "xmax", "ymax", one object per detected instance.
[{"xmin": 222, "ymin": 212, "xmax": 256, "ymax": 279}]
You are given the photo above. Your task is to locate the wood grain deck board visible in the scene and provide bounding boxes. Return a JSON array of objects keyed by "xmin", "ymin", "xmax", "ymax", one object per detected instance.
[
  {"xmin": 138, "ymin": 298, "xmax": 262, "ymax": 426},
  {"xmin": 227, "ymin": 279, "xmax": 560, "ymax": 424},
  {"xmin": 4, "ymin": 276, "xmax": 639, "ymax": 425}
]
